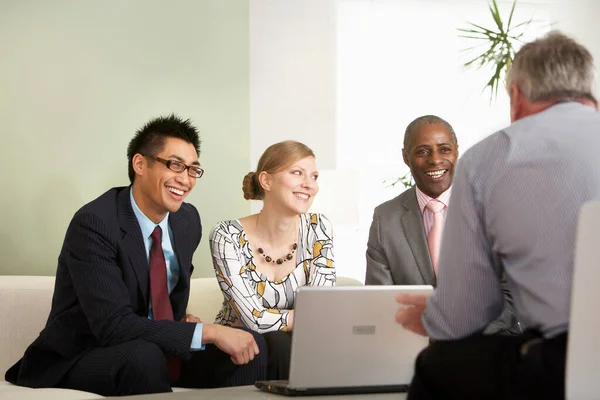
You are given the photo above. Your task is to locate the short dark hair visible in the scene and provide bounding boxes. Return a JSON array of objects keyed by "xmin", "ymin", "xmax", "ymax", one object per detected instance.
[
  {"xmin": 127, "ymin": 114, "xmax": 201, "ymax": 183},
  {"xmin": 403, "ymin": 115, "xmax": 458, "ymax": 149}
]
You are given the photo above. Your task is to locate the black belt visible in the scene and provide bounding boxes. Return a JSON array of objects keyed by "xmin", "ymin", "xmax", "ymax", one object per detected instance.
[{"xmin": 519, "ymin": 331, "xmax": 568, "ymax": 357}]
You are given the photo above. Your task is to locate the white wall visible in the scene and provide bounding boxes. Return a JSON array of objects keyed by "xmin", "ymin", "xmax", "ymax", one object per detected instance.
[
  {"xmin": 249, "ymin": 1, "xmax": 365, "ymax": 280},
  {"xmin": 0, "ymin": 0, "xmax": 250, "ymax": 277},
  {"xmin": 550, "ymin": 0, "xmax": 600, "ymax": 90},
  {"xmin": 249, "ymin": 0, "xmax": 338, "ymax": 217},
  {"xmin": 249, "ymin": 0, "xmax": 337, "ymax": 170}
]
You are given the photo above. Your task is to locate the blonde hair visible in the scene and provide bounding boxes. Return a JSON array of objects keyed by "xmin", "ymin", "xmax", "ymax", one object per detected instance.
[
  {"xmin": 243, "ymin": 141, "xmax": 315, "ymax": 200},
  {"xmin": 506, "ymin": 31, "xmax": 596, "ymax": 103}
]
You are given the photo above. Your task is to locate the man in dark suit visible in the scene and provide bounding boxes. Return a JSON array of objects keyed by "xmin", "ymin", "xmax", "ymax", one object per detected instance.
[
  {"xmin": 5, "ymin": 115, "xmax": 268, "ymax": 396},
  {"xmin": 366, "ymin": 115, "xmax": 519, "ymax": 335}
]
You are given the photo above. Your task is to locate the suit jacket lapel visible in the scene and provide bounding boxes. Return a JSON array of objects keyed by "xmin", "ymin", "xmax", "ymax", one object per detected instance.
[
  {"xmin": 117, "ymin": 187, "xmax": 150, "ymax": 307},
  {"xmin": 169, "ymin": 209, "xmax": 191, "ymax": 319},
  {"xmin": 401, "ymin": 188, "xmax": 436, "ymax": 285},
  {"xmin": 169, "ymin": 210, "xmax": 191, "ymax": 283}
]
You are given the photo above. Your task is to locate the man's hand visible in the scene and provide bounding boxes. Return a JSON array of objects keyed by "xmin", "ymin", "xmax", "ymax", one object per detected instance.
[
  {"xmin": 181, "ymin": 313, "xmax": 202, "ymax": 323},
  {"xmin": 395, "ymin": 293, "xmax": 429, "ymax": 337},
  {"xmin": 203, "ymin": 324, "xmax": 260, "ymax": 365}
]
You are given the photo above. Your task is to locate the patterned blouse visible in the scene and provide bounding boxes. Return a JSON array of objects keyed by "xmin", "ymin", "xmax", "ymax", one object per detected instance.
[{"xmin": 209, "ymin": 213, "xmax": 336, "ymax": 333}]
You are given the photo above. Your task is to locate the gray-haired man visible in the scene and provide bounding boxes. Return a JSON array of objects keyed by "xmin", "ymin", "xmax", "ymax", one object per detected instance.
[{"xmin": 397, "ymin": 31, "xmax": 600, "ymax": 400}]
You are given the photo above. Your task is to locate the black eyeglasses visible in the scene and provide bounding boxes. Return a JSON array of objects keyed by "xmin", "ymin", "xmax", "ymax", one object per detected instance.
[{"xmin": 142, "ymin": 155, "xmax": 204, "ymax": 178}]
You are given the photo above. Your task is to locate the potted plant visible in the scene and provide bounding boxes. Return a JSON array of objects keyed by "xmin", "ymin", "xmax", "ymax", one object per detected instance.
[{"xmin": 458, "ymin": 0, "xmax": 533, "ymax": 101}]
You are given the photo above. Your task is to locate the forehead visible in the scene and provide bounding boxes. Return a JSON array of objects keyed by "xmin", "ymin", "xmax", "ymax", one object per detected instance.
[
  {"xmin": 287, "ymin": 156, "xmax": 317, "ymax": 169},
  {"xmin": 156, "ymin": 137, "xmax": 199, "ymax": 162},
  {"xmin": 408, "ymin": 123, "xmax": 454, "ymax": 148}
]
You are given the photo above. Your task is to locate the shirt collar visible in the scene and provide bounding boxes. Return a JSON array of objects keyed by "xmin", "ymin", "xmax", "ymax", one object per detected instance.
[
  {"xmin": 130, "ymin": 188, "xmax": 170, "ymax": 240},
  {"xmin": 415, "ymin": 185, "xmax": 452, "ymax": 214}
]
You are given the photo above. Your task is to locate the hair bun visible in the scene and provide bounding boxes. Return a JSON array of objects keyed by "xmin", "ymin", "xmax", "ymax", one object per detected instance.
[{"xmin": 242, "ymin": 172, "xmax": 262, "ymax": 200}]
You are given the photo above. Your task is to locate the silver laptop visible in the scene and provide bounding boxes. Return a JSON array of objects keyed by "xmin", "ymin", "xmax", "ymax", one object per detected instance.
[{"xmin": 255, "ymin": 285, "xmax": 433, "ymax": 396}]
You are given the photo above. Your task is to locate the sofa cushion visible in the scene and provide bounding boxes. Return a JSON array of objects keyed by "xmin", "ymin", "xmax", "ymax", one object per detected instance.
[
  {"xmin": 187, "ymin": 277, "xmax": 224, "ymax": 322},
  {"xmin": 336, "ymin": 276, "xmax": 362, "ymax": 286},
  {"xmin": 0, "ymin": 381, "xmax": 104, "ymax": 399},
  {"xmin": 0, "ymin": 276, "xmax": 55, "ymax": 378}
]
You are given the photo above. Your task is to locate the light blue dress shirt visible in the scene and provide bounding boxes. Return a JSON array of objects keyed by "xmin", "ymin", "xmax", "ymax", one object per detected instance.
[{"xmin": 130, "ymin": 189, "xmax": 204, "ymax": 350}]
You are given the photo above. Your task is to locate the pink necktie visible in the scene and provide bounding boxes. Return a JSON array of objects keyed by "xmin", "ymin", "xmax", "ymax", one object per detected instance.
[{"xmin": 426, "ymin": 200, "xmax": 445, "ymax": 275}]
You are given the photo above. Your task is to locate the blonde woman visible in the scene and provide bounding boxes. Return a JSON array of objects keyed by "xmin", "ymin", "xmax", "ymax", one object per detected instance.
[{"xmin": 209, "ymin": 140, "xmax": 335, "ymax": 379}]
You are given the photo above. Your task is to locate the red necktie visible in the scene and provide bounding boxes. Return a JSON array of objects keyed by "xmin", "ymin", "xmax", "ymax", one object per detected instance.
[{"xmin": 150, "ymin": 226, "xmax": 181, "ymax": 383}]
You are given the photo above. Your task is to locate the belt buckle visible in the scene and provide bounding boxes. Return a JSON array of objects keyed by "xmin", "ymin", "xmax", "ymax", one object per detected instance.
[{"xmin": 520, "ymin": 337, "xmax": 543, "ymax": 357}]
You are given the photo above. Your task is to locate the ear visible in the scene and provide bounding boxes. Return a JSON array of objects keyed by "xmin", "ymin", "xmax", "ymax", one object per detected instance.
[
  {"xmin": 258, "ymin": 171, "xmax": 271, "ymax": 193},
  {"xmin": 580, "ymin": 97, "xmax": 599, "ymax": 110},
  {"xmin": 509, "ymin": 84, "xmax": 523, "ymax": 122},
  {"xmin": 402, "ymin": 149, "xmax": 410, "ymax": 167},
  {"xmin": 132, "ymin": 154, "xmax": 146, "ymax": 177}
]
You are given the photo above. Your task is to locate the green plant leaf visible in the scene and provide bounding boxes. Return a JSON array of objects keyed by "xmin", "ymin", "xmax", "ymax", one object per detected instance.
[
  {"xmin": 385, "ymin": 171, "xmax": 414, "ymax": 190},
  {"xmin": 489, "ymin": 0, "xmax": 504, "ymax": 32},
  {"xmin": 510, "ymin": 19, "xmax": 533, "ymax": 31},
  {"xmin": 506, "ymin": 0, "xmax": 517, "ymax": 30},
  {"xmin": 458, "ymin": 0, "xmax": 533, "ymax": 101},
  {"xmin": 458, "ymin": 35, "xmax": 492, "ymax": 41},
  {"xmin": 464, "ymin": 39, "xmax": 502, "ymax": 68},
  {"xmin": 483, "ymin": 58, "xmax": 507, "ymax": 101},
  {"xmin": 457, "ymin": 28, "xmax": 493, "ymax": 37},
  {"xmin": 465, "ymin": 22, "xmax": 498, "ymax": 36},
  {"xmin": 459, "ymin": 42, "xmax": 493, "ymax": 52}
]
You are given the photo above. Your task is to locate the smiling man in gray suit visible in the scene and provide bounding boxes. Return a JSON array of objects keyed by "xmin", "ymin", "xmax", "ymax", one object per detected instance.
[
  {"xmin": 366, "ymin": 116, "xmax": 519, "ymax": 335},
  {"xmin": 366, "ymin": 115, "xmax": 458, "ymax": 287}
]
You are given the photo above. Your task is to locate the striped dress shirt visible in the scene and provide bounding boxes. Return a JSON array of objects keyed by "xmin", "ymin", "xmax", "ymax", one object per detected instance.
[
  {"xmin": 415, "ymin": 186, "xmax": 452, "ymax": 237},
  {"xmin": 423, "ymin": 102, "xmax": 600, "ymax": 340}
]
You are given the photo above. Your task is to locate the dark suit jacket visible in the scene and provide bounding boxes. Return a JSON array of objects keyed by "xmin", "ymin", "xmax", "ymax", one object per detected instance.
[
  {"xmin": 365, "ymin": 187, "xmax": 521, "ymax": 335},
  {"xmin": 5, "ymin": 186, "xmax": 202, "ymax": 388}
]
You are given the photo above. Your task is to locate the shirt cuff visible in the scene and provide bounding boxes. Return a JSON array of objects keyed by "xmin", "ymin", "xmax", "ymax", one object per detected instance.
[{"xmin": 190, "ymin": 323, "xmax": 205, "ymax": 351}]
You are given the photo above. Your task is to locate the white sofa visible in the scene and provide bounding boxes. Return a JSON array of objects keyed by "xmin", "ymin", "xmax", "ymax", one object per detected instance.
[{"xmin": 0, "ymin": 275, "xmax": 361, "ymax": 399}]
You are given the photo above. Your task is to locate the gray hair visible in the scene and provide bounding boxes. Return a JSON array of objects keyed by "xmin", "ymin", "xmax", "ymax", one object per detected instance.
[
  {"xmin": 506, "ymin": 31, "xmax": 596, "ymax": 103},
  {"xmin": 403, "ymin": 115, "xmax": 458, "ymax": 149}
]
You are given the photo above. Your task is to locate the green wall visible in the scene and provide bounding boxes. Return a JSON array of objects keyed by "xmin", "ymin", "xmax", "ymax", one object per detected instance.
[{"xmin": 0, "ymin": 0, "xmax": 250, "ymax": 277}]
